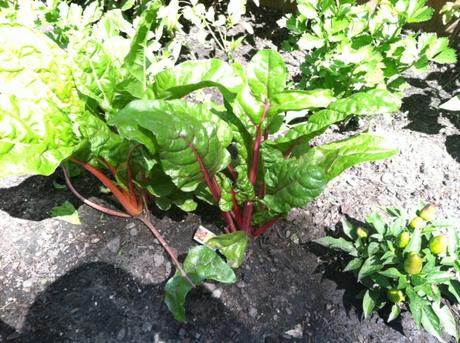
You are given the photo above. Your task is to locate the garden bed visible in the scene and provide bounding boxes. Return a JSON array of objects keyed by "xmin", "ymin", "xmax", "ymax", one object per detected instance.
[
  {"xmin": 1, "ymin": 1, "xmax": 460, "ymax": 342},
  {"xmin": 0, "ymin": 61, "xmax": 459, "ymax": 342}
]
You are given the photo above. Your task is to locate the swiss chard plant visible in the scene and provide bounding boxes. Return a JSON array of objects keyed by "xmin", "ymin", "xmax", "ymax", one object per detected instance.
[
  {"xmin": 280, "ymin": 0, "xmax": 457, "ymax": 102},
  {"xmin": 1, "ymin": 1, "xmax": 400, "ymax": 321},
  {"xmin": 316, "ymin": 204, "xmax": 460, "ymax": 342}
]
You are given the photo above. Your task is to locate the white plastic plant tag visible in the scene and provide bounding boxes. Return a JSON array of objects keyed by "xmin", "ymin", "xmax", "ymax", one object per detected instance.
[{"xmin": 193, "ymin": 225, "xmax": 216, "ymax": 245}]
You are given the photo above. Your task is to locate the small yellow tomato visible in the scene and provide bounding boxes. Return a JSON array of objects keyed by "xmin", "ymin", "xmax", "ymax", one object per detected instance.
[
  {"xmin": 397, "ymin": 231, "xmax": 410, "ymax": 249},
  {"xmin": 356, "ymin": 227, "xmax": 368, "ymax": 239},
  {"xmin": 404, "ymin": 252, "xmax": 423, "ymax": 275},
  {"xmin": 409, "ymin": 216, "xmax": 424, "ymax": 230},
  {"xmin": 419, "ymin": 204, "xmax": 437, "ymax": 222},
  {"xmin": 387, "ymin": 289, "xmax": 405, "ymax": 303},
  {"xmin": 429, "ymin": 235, "xmax": 448, "ymax": 255}
]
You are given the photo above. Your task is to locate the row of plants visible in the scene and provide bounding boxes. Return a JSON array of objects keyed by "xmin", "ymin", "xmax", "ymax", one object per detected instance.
[{"xmin": 0, "ymin": 0, "xmax": 458, "ymax": 337}]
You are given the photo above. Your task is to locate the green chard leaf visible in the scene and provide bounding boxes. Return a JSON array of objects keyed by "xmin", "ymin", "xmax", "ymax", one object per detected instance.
[
  {"xmin": 0, "ymin": 24, "xmax": 85, "ymax": 177},
  {"xmin": 164, "ymin": 246, "xmax": 236, "ymax": 322},
  {"xmin": 206, "ymin": 231, "xmax": 249, "ymax": 268},
  {"xmin": 110, "ymin": 99, "xmax": 232, "ymax": 192},
  {"xmin": 152, "ymin": 59, "xmax": 243, "ymax": 100},
  {"xmin": 263, "ymin": 134, "xmax": 397, "ymax": 214},
  {"xmin": 328, "ymin": 89, "xmax": 402, "ymax": 116},
  {"xmin": 268, "ymin": 89, "xmax": 334, "ymax": 116},
  {"xmin": 246, "ymin": 49, "xmax": 287, "ymax": 103}
]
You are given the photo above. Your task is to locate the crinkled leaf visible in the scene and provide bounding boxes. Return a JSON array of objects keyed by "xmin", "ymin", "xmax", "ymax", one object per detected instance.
[
  {"xmin": 263, "ymin": 157, "xmax": 327, "ymax": 214},
  {"xmin": 183, "ymin": 246, "xmax": 237, "ymax": 283},
  {"xmin": 246, "ymin": 49, "xmax": 287, "ymax": 103},
  {"xmin": 110, "ymin": 99, "xmax": 232, "ymax": 191},
  {"xmin": 215, "ymin": 173, "xmax": 234, "ymax": 212},
  {"xmin": 70, "ymin": 37, "xmax": 122, "ymax": 113},
  {"xmin": 268, "ymin": 89, "xmax": 334, "ymax": 116},
  {"xmin": 264, "ymin": 134, "xmax": 397, "ymax": 214},
  {"xmin": 0, "ymin": 24, "xmax": 83, "ymax": 177},
  {"xmin": 328, "ymin": 89, "xmax": 402, "ymax": 115},
  {"xmin": 153, "ymin": 59, "xmax": 243, "ymax": 100},
  {"xmin": 303, "ymin": 134, "xmax": 399, "ymax": 181},
  {"xmin": 268, "ymin": 109, "xmax": 352, "ymax": 154},
  {"xmin": 206, "ymin": 231, "xmax": 249, "ymax": 268}
]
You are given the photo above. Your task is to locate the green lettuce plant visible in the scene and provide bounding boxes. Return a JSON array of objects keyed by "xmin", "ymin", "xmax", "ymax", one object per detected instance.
[
  {"xmin": 316, "ymin": 204, "xmax": 460, "ymax": 342},
  {"xmin": 280, "ymin": 0, "xmax": 457, "ymax": 101},
  {"xmin": 0, "ymin": 1, "xmax": 400, "ymax": 321}
]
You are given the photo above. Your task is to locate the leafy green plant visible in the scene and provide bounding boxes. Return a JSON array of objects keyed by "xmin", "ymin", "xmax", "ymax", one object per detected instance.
[
  {"xmin": 441, "ymin": 0, "xmax": 460, "ymax": 26},
  {"xmin": 0, "ymin": 0, "xmax": 400, "ymax": 321},
  {"xmin": 316, "ymin": 204, "xmax": 460, "ymax": 341},
  {"xmin": 280, "ymin": 0, "xmax": 457, "ymax": 101}
]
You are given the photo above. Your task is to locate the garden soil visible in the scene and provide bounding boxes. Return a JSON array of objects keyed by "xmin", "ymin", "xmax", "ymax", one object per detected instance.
[{"xmin": 1, "ymin": 6, "xmax": 459, "ymax": 343}]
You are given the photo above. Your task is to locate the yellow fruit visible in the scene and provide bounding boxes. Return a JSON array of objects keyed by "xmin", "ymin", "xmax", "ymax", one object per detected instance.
[
  {"xmin": 387, "ymin": 289, "xmax": 405, "ymax": 303},
  {"xmin": 419, "ymin": 204, "xmax": 437, "ymax": 222},
  {"xmin": 404, "ymin": 252, "xmax": 423, "ymax": 275},
  {"xmin": 356, "ymin": 227, "xmax": 368, "ymax": 239},
  {"xmin": 397, "ymin": 231, "xmax": 410, "ymax": 248},
  {"xmin": 429, "ymin": 235, "xmax": 448, "ymax": 255},
  {"xmin": 409, "ymin": 217, "xmax": 424, "ymax": 230}
]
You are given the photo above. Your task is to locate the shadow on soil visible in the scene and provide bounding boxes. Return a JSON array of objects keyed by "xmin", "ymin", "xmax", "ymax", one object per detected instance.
[
  {"xmin": 402, "ymin": 65, "xmax": 460, "ymax": 163},
  {"xmin": 1, "ymin": 262, "xmax": 255, "ymax": 343},
  {"xmin": 0, "ymin": 172, "xmax": 104, "ymax": 222}
]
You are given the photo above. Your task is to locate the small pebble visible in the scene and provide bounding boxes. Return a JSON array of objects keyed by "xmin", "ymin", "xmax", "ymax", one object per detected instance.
[
  {"xmin": 153, "ymin": 253, "xmax": 165, "ymax": 267},
  {"xmin": 249, "ymin": 307, "xmax": 258, "ymax": 318},
  {"xmin": 106, "ymin": 237, "xmax": 121, "ymax": 253},
  {"xmin": 22, "ymin": 279, "xmax": 33, "ymax": 288},
  {"xmin": 211, "ymin": 288, "xmax": 222, "ymax": 299},
  {"xmin": 116, "ymin": 328, "xmax": 126, "ymax": 341}
]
